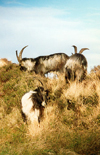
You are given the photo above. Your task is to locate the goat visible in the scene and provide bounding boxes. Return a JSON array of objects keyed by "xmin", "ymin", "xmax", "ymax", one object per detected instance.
[
  {"xmin": 65, "ymin": 45, "xmax": 89, "ymax": 82},
  {"xmin": 16, "ymin": 46, "xmax": 69, "ymax": 76},
  {"xmin": 21, "ymin": 78, "xmax": 48, "ymax": 126},
  {"xmin": 0, "ymin": 58, "xmax": 11, "ymax": 67}
]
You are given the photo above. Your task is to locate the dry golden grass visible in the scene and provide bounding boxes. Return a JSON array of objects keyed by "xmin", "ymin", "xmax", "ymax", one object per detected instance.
[{"xmin": 0, "ymin": 64, "xmax": 100, "ymax": 155}]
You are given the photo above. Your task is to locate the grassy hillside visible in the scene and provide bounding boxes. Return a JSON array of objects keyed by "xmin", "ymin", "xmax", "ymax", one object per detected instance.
[{"xmin": 0, "ymin": 64, "xmax": 100, "ymax": 155}]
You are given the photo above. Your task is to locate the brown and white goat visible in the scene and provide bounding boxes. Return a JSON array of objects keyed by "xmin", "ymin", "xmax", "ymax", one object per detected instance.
[
  {"xmin": 21, "ymin": 79, "xmax": 48, "ymax": 126},
  {"xmin": 16, "ymin": 46, "xmax": 69, "ymax": 76}
]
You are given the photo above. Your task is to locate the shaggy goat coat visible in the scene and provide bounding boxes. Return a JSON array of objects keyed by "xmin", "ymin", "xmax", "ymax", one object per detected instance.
[{"xmin": 21, "ymin": 90, "xmax": 46, "ymax": 124}]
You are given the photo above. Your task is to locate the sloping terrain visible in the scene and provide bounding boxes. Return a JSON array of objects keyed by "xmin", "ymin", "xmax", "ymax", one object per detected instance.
[{"xmin": 0, "ymin": 64, "xmax": 100, "ymax": 155}]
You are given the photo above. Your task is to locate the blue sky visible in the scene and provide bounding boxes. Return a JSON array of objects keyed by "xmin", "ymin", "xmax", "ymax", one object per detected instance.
[{"xmin": 0, "ymin": 0, "xmax": 100, "ymax": 72}]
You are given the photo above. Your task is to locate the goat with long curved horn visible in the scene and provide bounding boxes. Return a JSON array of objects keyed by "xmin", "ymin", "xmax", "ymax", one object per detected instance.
[
  {"xmin": 15, "ymin": 45, "xmax": 69, "ymax": 76},
  {"xmin": 64, "ymin": 45, "xmax": 89, "ymax": 82},
  {"xmin": 79, "ymin": 48, "xmax": 89, "ymax": 54},
  {"xmin": 16, "ymin": 45, "xmax": 28, "ymax": 62},
  {"xmin": 21, "ymin": 76, "xmax": 49, "ymax": 126}
]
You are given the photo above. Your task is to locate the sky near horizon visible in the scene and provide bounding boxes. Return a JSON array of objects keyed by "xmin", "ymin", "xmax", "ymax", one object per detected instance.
[{"xmin": 0, "ymin": 0, "xmax": 100, "ymax": 72}]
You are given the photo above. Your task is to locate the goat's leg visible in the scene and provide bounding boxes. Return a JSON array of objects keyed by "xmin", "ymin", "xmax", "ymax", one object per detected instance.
[{"xmin": 21, "ymin": 110, "xmax": 27, "ymax": 124}]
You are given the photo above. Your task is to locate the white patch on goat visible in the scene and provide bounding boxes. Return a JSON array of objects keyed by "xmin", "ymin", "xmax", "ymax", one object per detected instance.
[
  {"xmin": 43, "ymin": 55, "xmax": 65, "ymax": 71},
  {"xmin": 21, "ymin": 90, "xmax": 36, "ymax": 116},
  {"xmin": 28, "ymin": 108, "xmax": 40, "ymax": 123},
  {"xmin": 42, "ymin": 101, "xmax": 46, "ymax": 106},
  {"xmin": 22, "ymin": 60, "xmax": 35, "ymax": 71},
  {"xmin": 21, "ymin": 90, "xmax": 43, "ymax": 124},
  {"xmin": 65, "ymin": 59, "xmax": 82, "ymax": 70}
]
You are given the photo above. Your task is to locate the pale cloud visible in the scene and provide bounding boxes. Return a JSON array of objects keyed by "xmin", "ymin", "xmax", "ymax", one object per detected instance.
[
  {"xmin": 3, "ymin": 0, "xmax": 27, "ymax": 6},
  {"xmin": 0, "ymin": 6, "xmax": 100, "ymax": 72}
]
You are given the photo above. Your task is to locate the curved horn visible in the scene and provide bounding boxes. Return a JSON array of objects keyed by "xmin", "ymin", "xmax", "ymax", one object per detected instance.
[
  {"xmin": 72, "ymin": 45, "xmax": 77, "ymax": 54},
  {"xmin": 16, "ymin": 50, "xmax": 20, "ymax": 62},
  {"xmin": 16, "ymin": 45, "xmax": 28, "ymax": 62},
  {"xmin": 19, "ymin": 45, "xmax": 28, "ymax": 61},
  {"xmin": 79, "ymin": 48, "xmax": 89, "ymax": 54},
  {"xmin": 33, "ymin": 77, "xmax": 44, "ymax": 87}
]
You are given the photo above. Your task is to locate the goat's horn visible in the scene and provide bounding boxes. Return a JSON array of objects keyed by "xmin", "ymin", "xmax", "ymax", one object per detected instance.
[
  {"xmin": 16, "ymin": 50, "xmax": 20, "ymax": 62},
  {"xmin": 16, "ymin": 45, "xmax": 28, "ymax": 62},
  {"xmin": 72, "ymin": 45, "xmax": 77, "ymax": 53},
  {"xmin": 33, "ymin": 77, "xmax": 44, "ymax": 87},
  {"xmin": 79, "ymin": 48, "xmax": 89, "ymax": 54}
]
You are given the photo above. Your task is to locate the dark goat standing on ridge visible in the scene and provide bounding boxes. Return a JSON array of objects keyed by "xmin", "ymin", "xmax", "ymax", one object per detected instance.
[
  {"xmin": 65, "ymin": 45, "xmax": 89, "ymax": 82},
  {"xmin": 16, "ymin": 46, "xmax": 69, "ymax": 76}
]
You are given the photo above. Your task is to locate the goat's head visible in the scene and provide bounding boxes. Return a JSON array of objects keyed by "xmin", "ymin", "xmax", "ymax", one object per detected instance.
[
  {"xmin": 16, "ymin": 45, "xmax": 29, "ymax": 70},
  {"xmin": 34, "ymin": 86, "xmax": 48, "ymax": 106},
  {"xmin": 65, "ymin": 67, "xmax": 73, "ymax": 82},
  {"xmin": 33, "ymin": 77, "xmax": 49, "ymax": 106}
]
